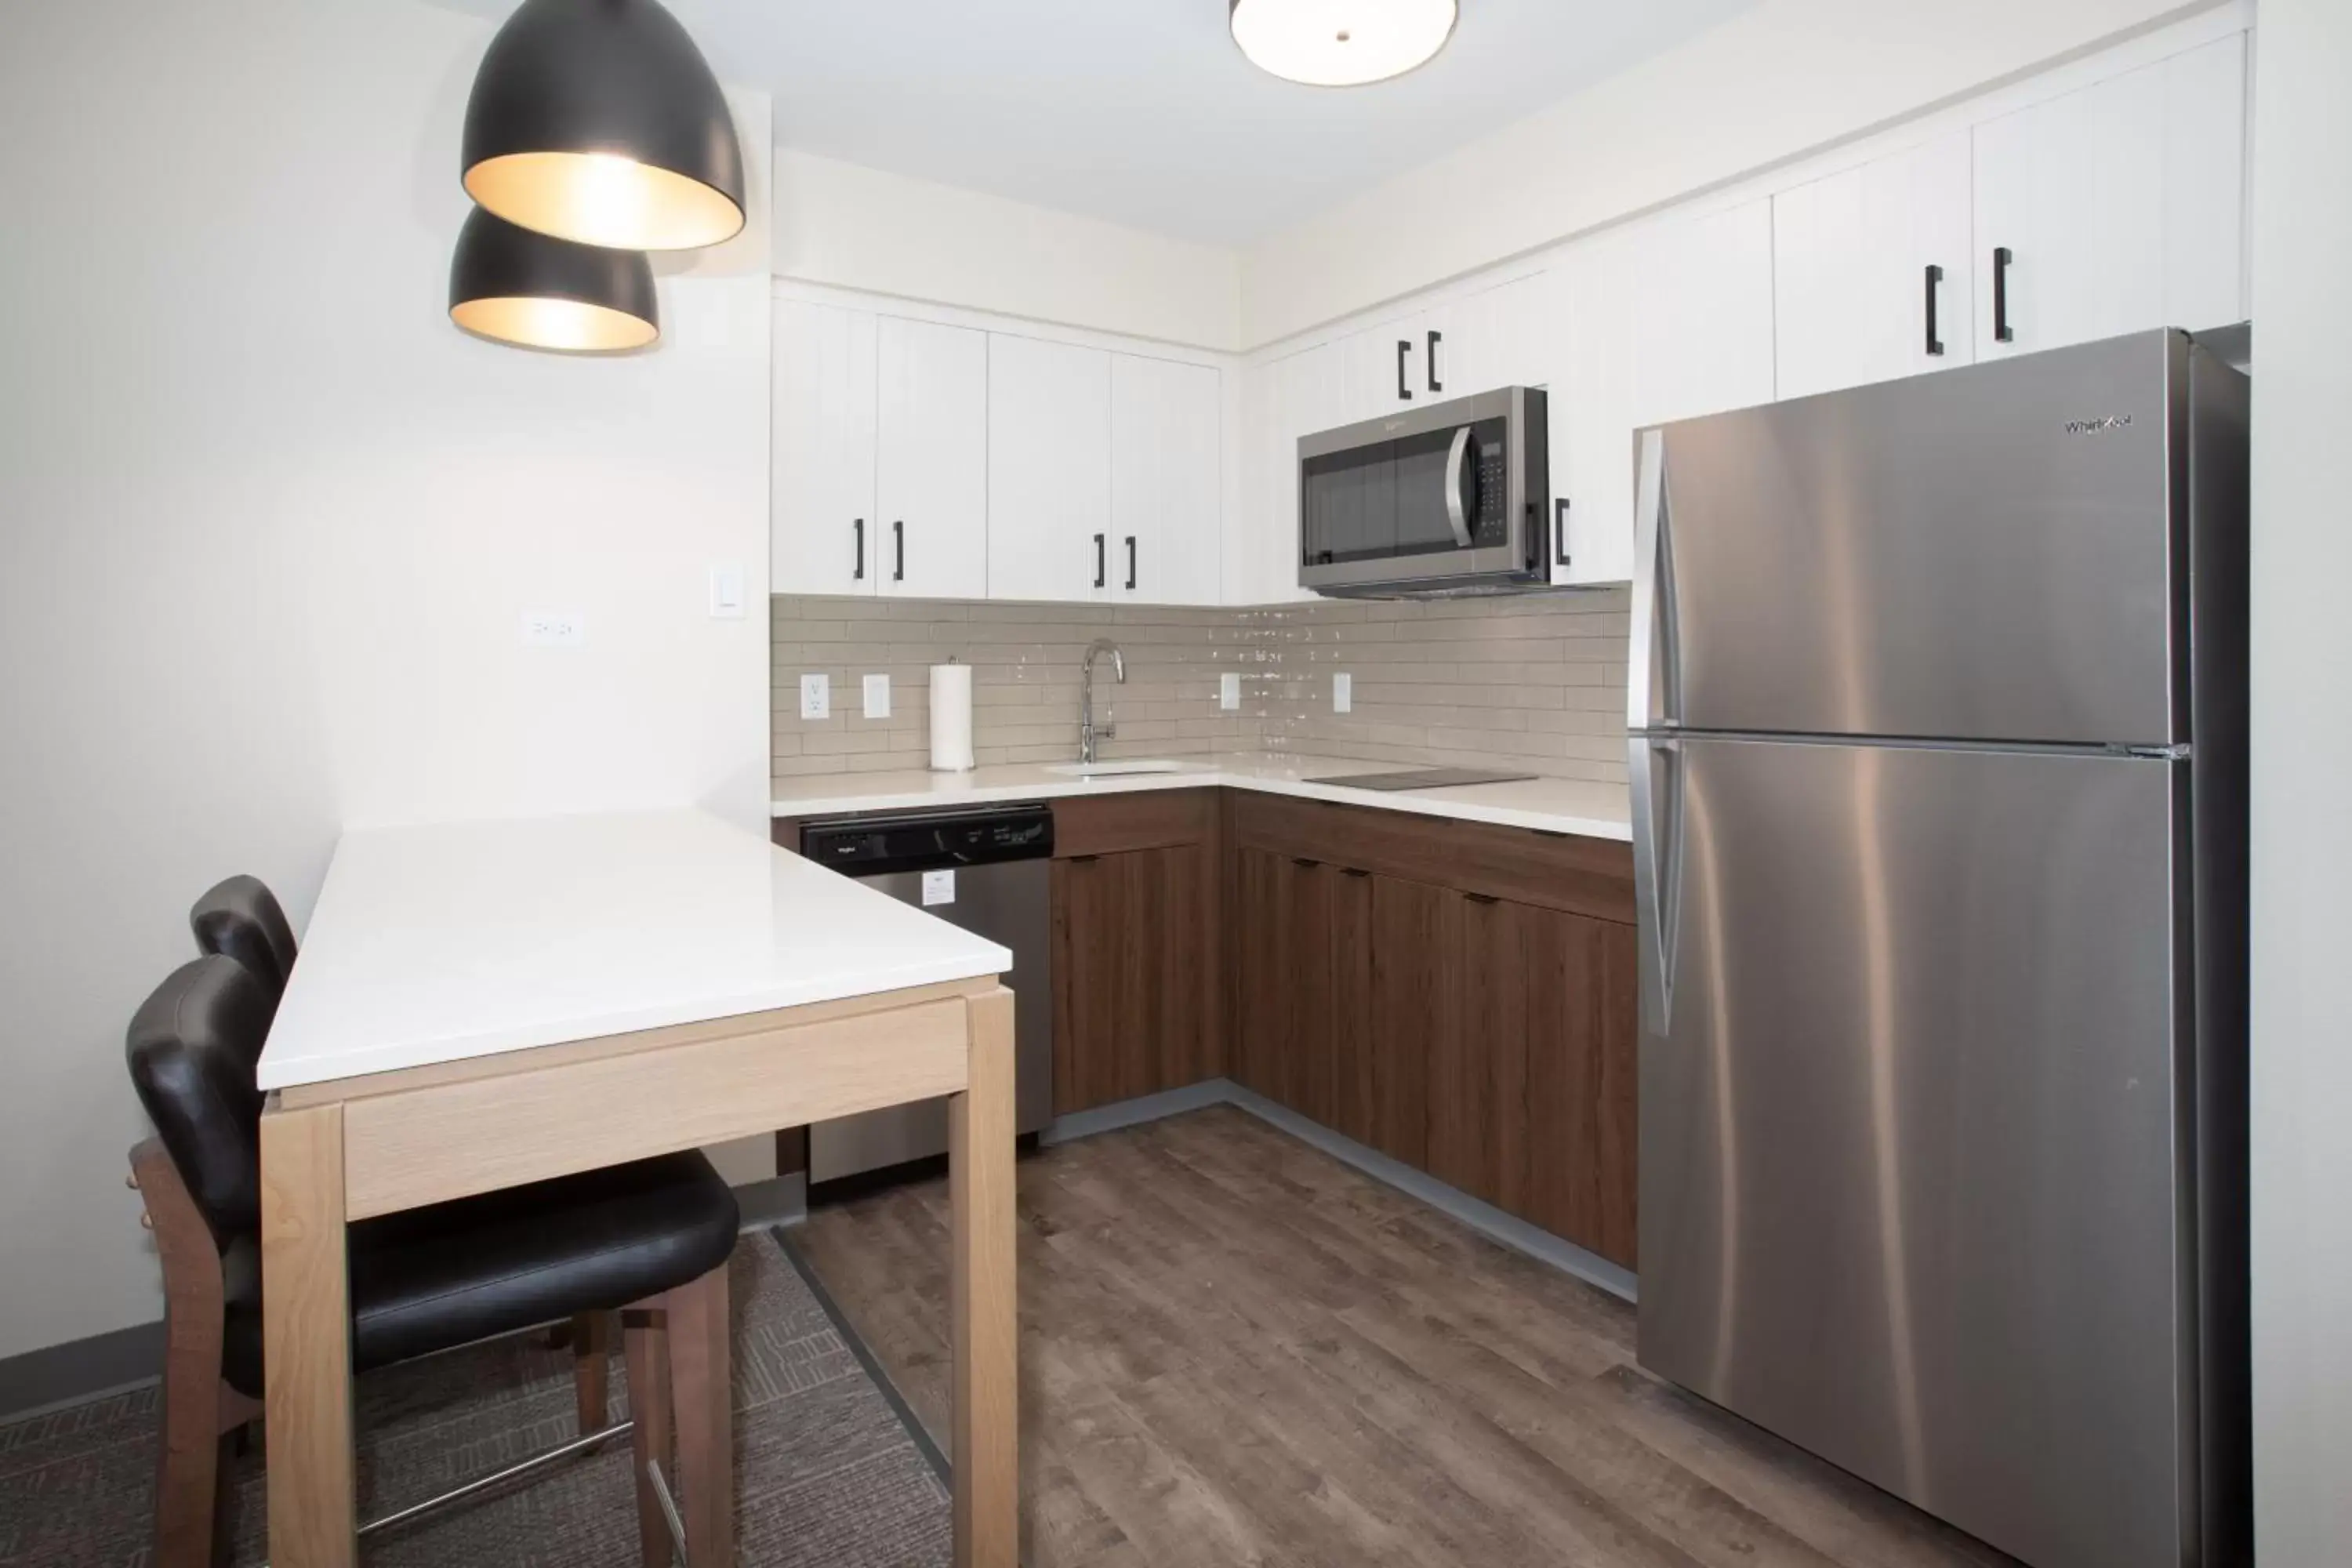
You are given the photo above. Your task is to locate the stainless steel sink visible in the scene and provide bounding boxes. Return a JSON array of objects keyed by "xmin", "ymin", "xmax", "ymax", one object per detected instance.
[{"xmin": 1041, "ymin": 759, "xmax": 1203, "ymax": 779}]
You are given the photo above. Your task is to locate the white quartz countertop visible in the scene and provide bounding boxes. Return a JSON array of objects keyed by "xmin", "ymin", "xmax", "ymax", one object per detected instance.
[
  {"xmin": 258, "ymin": 809, "xmax": 1012, "ymax": 1091},
  {"xmin": 771, "ymin": 752, "xmax": 1632, "ymax": 841}
]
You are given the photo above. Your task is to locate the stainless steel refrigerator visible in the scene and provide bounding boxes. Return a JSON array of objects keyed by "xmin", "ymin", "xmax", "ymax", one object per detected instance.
[{"xmin": 1628, "ymin": 328, "xmax": 2250, "ymax": 1568}]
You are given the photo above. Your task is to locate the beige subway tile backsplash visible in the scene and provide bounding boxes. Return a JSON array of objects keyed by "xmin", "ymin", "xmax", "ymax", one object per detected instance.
[{"xmin": 770, "ymin": 590, "xmax": 1632, "ymax": 789}]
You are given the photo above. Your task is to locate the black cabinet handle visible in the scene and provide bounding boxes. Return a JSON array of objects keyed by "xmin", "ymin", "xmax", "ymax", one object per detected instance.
[
  {"xmin": 1067, "ymin": 854, "xmax": 1100, "ymax": 865},
  {"xmin": 853, "ymin": 518, "xmax": 866, "ymax": 580},
  {"xmin": 892, "ymin": 520, "xmax": 905, "ymax": 582},
  {"xmin": 1093, "ymin": 532, "xmax": 1106, "ymax": 590},
  {"xmin": 1396, "ymin": 339, "xmax": 1413, "ymax": 402},
  {"xmin": 1339, "ymin": 867, "xmax": 1371, "ymax": 880},
  {"xmin": 1992, "ymin": 247, "xmax": 2014, "ymax": 343},
  {"xmin": 1124, "ymin": 535, "xmax": 1137, "ymax": 593},
  {"xmin": 1924, "ymin": 264, "xmax": 1946, "ymax": 358},
  {"xmin": 1554, "ymin": 498, "xmax": 1571, "ymax": 568},
  {"xmin": 1291, "ymin": 856, "xmax": 1322, "ymax": 869},
  {"xmin": 1465, "ymin": 891, "xmax": 1501, "ymax": 906},
  {"xmin": 1427, "ymin": 330, "xmax": 1443, "ymax": 394}
]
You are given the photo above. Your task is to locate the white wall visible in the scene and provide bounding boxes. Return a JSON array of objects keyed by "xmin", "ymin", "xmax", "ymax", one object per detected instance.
[
  {"xmin": 2247, "ymin": 0, "xmax": 2352, "ymax": 1559},
  {"xmin": 773, "ymin": 147, "xmax": 1243, "ymax": 351},
  {"xmin": 1239, "ymin": 0, "xmax": 2223, "ymax": 346},
  {"xmin": 0, "ymin": 0, "xmax": 773, "ymax": 1363}
]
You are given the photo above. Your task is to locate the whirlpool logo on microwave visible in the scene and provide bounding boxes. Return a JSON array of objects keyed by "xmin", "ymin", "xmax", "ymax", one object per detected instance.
[{"xmin": 2065, "ymin": 413, "xmax": 2133, "ymax": 436}]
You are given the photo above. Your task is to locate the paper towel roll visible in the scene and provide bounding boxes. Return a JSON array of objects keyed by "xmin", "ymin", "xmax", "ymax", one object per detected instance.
[{"xmin": 929, "ymin": 662, "xmax": 975, "ymax": 772}]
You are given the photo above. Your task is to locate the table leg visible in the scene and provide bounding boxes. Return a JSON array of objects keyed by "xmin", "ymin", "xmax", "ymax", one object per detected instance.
[
  {"xmin": 259, "ymin": 1100, "xmax": 357, "ymax": 1568},
  {"xmin": 949, "ymin": 986, "xmax": 1018, "ymax": 1568}
]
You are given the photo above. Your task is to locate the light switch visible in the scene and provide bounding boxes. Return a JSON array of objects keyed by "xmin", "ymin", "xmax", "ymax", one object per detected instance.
[
  {"xmin": 862, "ymin": 673, "xmax": 891, "ymax": 719},
  {"xmin": 521, "ymin": 611, "xmax": 586, "ymax": 647},
  {"xmin": 1333, "ymin": 672, "xmax": 1352, "ymax": 713},
  {"xmin": 708, "ymin": 564, "xmax": 746, "ymax": 619},
  {"xmin": 799, "ymin": 673, "xmax": 830, "ymax": 720},
  {"xmin": 1220, "ymin": 672, "xmax": 1241, "ymax": 711}
]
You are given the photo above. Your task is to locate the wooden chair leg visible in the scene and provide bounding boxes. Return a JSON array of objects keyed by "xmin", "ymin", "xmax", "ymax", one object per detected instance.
[
  {"xmin": 623, "ymin": 1304, "xmax": 674, "ymax": 1568},
  {"xmin": 133, "ymin": 1139, "xmax": 230, "ymax": 1568},
  {"xmin": 667, "ymin": 1261, "xmax": 734, "ymax": 1568},
  {"xmin": 572, "ymin": 1312, "xmax": 611, "ymax": 1433}
]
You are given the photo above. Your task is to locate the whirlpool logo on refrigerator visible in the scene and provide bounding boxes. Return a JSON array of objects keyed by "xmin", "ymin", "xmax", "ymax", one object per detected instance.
[{"xmin": 2065, "ymin": 413, "xmax": 2134, "ymax": 435}]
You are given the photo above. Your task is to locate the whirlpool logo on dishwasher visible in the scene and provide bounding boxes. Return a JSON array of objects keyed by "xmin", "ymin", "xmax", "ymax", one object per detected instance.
[{"xmin": 2065, "ymin": 413, "xmax": 2133, "ymax": 435}]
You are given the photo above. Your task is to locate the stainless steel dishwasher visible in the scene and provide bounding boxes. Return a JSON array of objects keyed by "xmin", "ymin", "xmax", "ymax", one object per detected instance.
[{"xmin": 799, "ymin": 804, "xmax": 1054, "ymax": 1183}]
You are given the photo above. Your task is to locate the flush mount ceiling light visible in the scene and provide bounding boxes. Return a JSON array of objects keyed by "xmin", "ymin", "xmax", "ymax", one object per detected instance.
[
  {"xmin": 462, "ymin": 0, "xmax": 745, "ymax": 252},
  {"xmin": 1229, "ymin": 0, "xmax": 1458, "ymax": 87},
  {"xmin": 448, "ymin": 206, "xmax": 659, "ymax": 353}
]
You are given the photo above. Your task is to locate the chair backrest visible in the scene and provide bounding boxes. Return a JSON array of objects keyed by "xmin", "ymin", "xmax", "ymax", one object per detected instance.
[
  {"xmin": 189, "ymin": 875, "xmax": 298, "ymax": 1004},
  {"xmin": 125, "ymin": 955, "xmax": 272, "ymax": 1246}
]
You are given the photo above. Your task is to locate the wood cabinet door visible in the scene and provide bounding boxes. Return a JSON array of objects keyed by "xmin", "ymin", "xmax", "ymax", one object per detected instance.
[
  {"xmin": 1366, "ymin": 874, "xmax": 1456, "ymax": 1169},
  {"xmin": 1229, "ymin": 846, "xmax": 1287, "ymax": 1102},
  {"xmin": 1329, "ymin": 867, "xmax": 1375, "ymax": 1149},
  {"xmin": 1051, "ymin": 846, "xmax": 1207, "ymax": 1115},
  {"xmin": 989, "ymin": 333, "xmax": 1112, "ymax": 604},
  {"xmin": 771, "ymin": 298, "xmax": 878, "ymax": 595},
  {"xmin": 1276, "ymin": 856, "xmax": 1337, "ymax": 1127},
  {"xmin": 1452, "ymin": 898, "xmax": 1639, "ymax": 1268}
]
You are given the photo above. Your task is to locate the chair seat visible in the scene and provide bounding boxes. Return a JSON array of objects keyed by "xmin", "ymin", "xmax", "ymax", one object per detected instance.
[{"xmin": 222, "ymin": 1150, "xmax": 739, "ymax": 1398}]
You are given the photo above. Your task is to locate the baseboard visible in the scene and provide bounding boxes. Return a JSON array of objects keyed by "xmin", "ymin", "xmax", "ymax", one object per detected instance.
[
  {"xmin": 1045, "ymin": 1077, "xmax": 1639, "ymax": 1305},
  {"xmin": 0, "ymin": 1319, "xmax": 163, "ymax": 1424},
  {"xmin": 735, "ymin": 1171, "xmax": 808, "ymax": 1230}
]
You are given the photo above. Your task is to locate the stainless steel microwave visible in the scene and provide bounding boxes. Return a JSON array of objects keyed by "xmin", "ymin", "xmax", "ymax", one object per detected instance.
[{"xmin": 1298, "ymin": 385, "xmax": 1548, "ymax": 597}]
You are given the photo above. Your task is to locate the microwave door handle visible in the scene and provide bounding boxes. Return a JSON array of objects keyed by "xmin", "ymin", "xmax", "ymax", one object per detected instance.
[{"xmin": 1443, "ymin": 426, "xmax": 1475, "ymax": 548}]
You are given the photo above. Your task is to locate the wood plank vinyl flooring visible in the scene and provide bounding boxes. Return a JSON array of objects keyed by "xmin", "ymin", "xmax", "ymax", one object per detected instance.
[{"xmin": 793, "ymin": 1105, "xmax": 2019, "ymax": 1568}]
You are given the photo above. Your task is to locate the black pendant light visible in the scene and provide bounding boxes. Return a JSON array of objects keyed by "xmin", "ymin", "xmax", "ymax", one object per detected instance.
[
  {"xmin": 461, "ymin": 0, "xmax": 745, "ymax": 252},
  {"xmin": 448, "ymin": 206, "xmax": 659, "ymax": 353}
]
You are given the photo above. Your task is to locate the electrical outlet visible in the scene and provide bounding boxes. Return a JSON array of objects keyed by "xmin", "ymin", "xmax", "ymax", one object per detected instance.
[
  {"xmin": 1219, "ymin": 672, "xmax": 1241, "ymax": 711},
  {"xmin": 521, "ymin": 611, "xmax": 586, "ymax": 648},
  {"xmin": 1333, "ymin": 671, "xmax": 1352, "ymax": 713},
  {"xmin": 799, "ymin": 673, "xmax": 830, "ymax": 720},
  {"xmin": 862, "ymin": 673, "xmax": 891, "ymax": 719}
]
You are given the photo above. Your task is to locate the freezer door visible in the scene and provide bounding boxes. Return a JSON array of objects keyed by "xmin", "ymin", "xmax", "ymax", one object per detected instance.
[
  {"xmin": 1632, "ymin": 329, "xmax": 2186, "ymax": 745},
  {"xmin": 1635, "ymin": 735, "xmax": 2192, "ymax": 1568}
]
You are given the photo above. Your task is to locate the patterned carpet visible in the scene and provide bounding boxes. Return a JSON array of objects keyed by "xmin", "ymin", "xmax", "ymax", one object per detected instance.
[{"xmin": 0, "ymin": 1231, "xmax": 952, "ymax": 1568}]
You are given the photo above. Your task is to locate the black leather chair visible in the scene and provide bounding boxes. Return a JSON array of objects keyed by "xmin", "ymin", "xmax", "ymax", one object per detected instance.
[
  {"xmin": 188, "ymin": 875, "xmax": 299, "ymax": 1008},
  {"xmin": 126, "ymin": 954, "xmax": 739, "ymax": 1568}
]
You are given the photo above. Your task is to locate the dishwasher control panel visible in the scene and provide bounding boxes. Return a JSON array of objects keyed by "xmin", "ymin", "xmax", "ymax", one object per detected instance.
[{"xmin": 801, "ymin": 806, "xmax": 1054, "ymax": 877}]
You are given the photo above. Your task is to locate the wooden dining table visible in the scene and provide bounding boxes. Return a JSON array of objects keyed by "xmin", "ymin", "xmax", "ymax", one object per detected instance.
[{"xmin": 252, "ymin": 808, "xmax": 1018, "ymax": 1568}]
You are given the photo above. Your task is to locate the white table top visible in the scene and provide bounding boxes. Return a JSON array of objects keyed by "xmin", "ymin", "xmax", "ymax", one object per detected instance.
[
  {"xmin": 772, "ymin": 751, "xmax": 1633, "ymax": 842},
  {"xmin": 259, "ymin": 809, "xmax": 1012, "ymax": 1092}
]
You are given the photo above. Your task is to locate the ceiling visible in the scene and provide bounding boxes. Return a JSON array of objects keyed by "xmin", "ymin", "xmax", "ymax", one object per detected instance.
[{"xmin": 431, "ymin": 0, "xmax": 1755, "ymax": 246}]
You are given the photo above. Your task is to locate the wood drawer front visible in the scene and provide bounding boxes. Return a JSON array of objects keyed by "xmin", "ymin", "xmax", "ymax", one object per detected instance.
[
  {"xmin": 1054, "ymin": 788, "xmax": 1217, "ymax": 858},
  {"xmin": 1229, "ymin": 792, "xmax": 1634, "ymax": 925}
]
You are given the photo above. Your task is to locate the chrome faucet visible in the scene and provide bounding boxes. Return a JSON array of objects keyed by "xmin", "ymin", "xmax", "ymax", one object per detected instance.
[{"xmin": 1080, "ymin": 637, "xmax": 1125, "ymax": 764}]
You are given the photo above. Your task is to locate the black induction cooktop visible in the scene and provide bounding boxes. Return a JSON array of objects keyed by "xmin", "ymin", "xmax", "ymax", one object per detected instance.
[{"xmin": 1307, "ymin": 767, "xmax": 1538, "ymax": 792}]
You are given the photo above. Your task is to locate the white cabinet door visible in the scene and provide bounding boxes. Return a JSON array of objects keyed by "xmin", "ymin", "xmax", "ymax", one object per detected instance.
[
  {"xmin": 986, "ymin": 333, "xmax": 1112, "ymax": 604},
  {"xmin": 1421, "ymin": 269, "xmax": 1549, "ymax": 401},
  {"xmin": 772, "ymin": 299, "xmax": 878, "ymax": 595},
  {"xmin": 1254, "ymin": 342, "xmax": 1338, "ymax": 604},
  {"xmin": 1973, "ymin": 31, "xmax": 2245, "ymax": 361},
  {"xmin": 1550, "ymin": 198, "xmax": 1774, "ymax": 585},
  {"xmin": 875, "ymin": 317, "xmax": 989, "ymax": 599},
  {"xmin": 1111, "ymin": 355, "xmax": 1221, "ymax": 607},
  {"xmin": 1336, "ymin": 316, "xmax": 1418, "ymax": 424},
  {"xmin": 1774, "ymin": 131, "xmax": 1975, "ymax": 401}
]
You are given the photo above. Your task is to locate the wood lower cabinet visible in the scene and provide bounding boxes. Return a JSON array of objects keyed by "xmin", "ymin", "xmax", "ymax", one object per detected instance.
[
  {"xmin": 1053, "ymin": 786, "xmax": 1639, "ymax": 1270},
  {"xmin": 1051, "ymin": 791, "xmax": 1221, "ymax": 1116}
]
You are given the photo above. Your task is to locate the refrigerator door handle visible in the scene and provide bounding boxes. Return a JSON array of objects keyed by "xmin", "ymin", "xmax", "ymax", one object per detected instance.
[
  {"xmin": 1628, "ymin": 735, "xmax": 1683, "ymax": 1033},
  {"xmin": 1628, "ymin": 426, "xmax": 1680, "ymax": 729}
]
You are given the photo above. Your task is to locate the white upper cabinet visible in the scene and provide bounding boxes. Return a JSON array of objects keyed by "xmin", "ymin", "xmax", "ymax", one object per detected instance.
[
  {"xmin": 772, "ymin": 299, "xmax": 879, "ymax": 595},
  {"xmin": 1973, "ymin": 32, "xmax": 2246, "ymax": 361},
  {"xmin": 1420, "ymin": 270, "xmax": 1551, "ymax": 402},
  {"xmin": 1549, "ymin": 198, "xmax": 1774, "ymax": 586},
  {"xmin": 1774, "ymin": 132, "xmax": 1976, "ymax": 401},
  {"xmin": 874, "ymin": 316, "xmax": 989, "ymax": 599},
  {"xmin": 986, "ymin": 334, "xmax": 1112, "ymax": 603},
  {"xmin": 1334, "ymin": 314, "xmax": 1421, "ymax": 424},
  {"xmin": 1111, "ymin": 355, "xmax": 1222, "ymax": 607}
]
